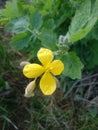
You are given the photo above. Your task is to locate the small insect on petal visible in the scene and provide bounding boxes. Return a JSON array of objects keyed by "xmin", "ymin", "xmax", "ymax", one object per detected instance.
[{"xmin": 24, "ymin": 80, "xmax": 36, "ymax": 97}]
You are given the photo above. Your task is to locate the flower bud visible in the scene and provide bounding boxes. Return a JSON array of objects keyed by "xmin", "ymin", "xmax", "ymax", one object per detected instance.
[
  {"xmin": 55, "ymin": 77, "xmax": 61, "ymax": 88},
  {"xmin": 20, "ymin": 61, "xmax": 30, "ymax": 68},
  {"xmin": 24, "ymin": 80, "xmax": 36, "ymax": 97}
]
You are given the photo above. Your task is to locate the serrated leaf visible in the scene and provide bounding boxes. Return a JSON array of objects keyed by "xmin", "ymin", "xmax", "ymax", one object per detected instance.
[
  {"xmin": 10, "ymin": 17, "xmax": 29, "ymax": 34},
  {"xmin": 39, "ymin": 29, "xmax": 57, "ymax": 50},
  {"xmin": 10, "ymin": 33, "xmax": 32, "ymax": 50},
  {"xmin": 1, "ymin": 0, "xmax": 21, "ymax": 18},
  {"xmin": 62, "ymin": 52, "xmax": 84, "ymax": 79},
  {"xmin": 30, "ymin": 11, "xmax": 43, "ymax": 30}
]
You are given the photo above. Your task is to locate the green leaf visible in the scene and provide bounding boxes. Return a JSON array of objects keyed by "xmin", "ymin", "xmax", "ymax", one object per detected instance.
[
  {"xmin": 30, "ymin": 11, "xmax": 43, "ymax": 30},
  {"xmin": 39, "ymin": 29, "xmax": 57, "ymax": 50},
  {"xmin": 43, "ymin": 19, "xmax": 55, "ymax": 29},
  {"xmin": 62, "ymin": 52, "xmax": 84, "ymax": 79},
  {"xmin": 1, "ymin": 0, "xmax": 21, "ymax": 18},
  {"xmin": 91, "ymin": 0, "xmax": 98, "ymax": 18},
  {"xmin": 10, "ymin": 17, "xmax": 30, "ymax": 34},
  {"xmin": 70, "ymin": 17, "xmax": 97, "ymax": 42},
  {"xmin": 66, "ymin": 0, "xmax": 98, "ymax": 43},
  {"xmin": 69, "ymin": 0, "xmax": 91, "ymax": 36},
  {"xmin": 10, "ymin": 33, "xmax": 32, "ymax": 50}
]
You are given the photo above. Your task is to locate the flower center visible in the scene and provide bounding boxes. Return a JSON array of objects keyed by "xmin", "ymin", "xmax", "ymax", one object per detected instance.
[{"xmin": 44, "ymin": 64, "xmax": 52, "ymax": 72}]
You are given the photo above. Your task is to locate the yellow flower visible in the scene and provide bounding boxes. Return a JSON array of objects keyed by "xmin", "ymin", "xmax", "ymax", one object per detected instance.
[{"xmin": 23, "ymin": 48, "xmax": 64, "ymax": 96}]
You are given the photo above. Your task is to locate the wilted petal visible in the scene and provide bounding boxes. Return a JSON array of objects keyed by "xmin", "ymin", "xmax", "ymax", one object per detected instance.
[
  {"xmin": 37, "ymin": 48, "xmax": 54, "ymax": 66},
  {"xmin": 23, "ymin": 64, "xmax": 44, "ymax": 78},
  {"xmin": 24, "ymin": 80, "xmax": 36, "ymax": 97},
  {"xmin": 50, "ymin": 60, "xmax": 64, "ymax": 75},
  {"xmin": 40, "ymin": 72, "xmax": 56, "ymax": 95}
]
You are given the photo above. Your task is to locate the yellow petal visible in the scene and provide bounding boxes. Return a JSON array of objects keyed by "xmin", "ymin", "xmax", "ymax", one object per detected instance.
[
  {"xmin": 50, "ymin": 60, "xmax": 64, "ymax": 75},
  {"xmin": 24, "ymin": 80, "xmax": 36, "ymax": 97},
  {"xmin": 37, "ymin": 48, "xmax": 54, "ymax": 66},
  {"xmin": 40, "ymin": 72, "xmax": 56, "ymax": 95},
  {"xmin": 23, "ymin": 64, "xmax": 44, "ymax": 78}
]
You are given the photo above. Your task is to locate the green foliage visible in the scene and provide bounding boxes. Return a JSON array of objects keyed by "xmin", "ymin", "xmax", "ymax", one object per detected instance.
[
  {"xmin": 10, "ymin": 32, "xmax": 32, "ymax": 50},
  {"xmin": 39, "ymin": 28, "xmax": 57, "ymax": 50},
  {"xmin": 10, "ymin": 17, "xmax": 30, "ymax": 34},
  {"xmin": 1, "ymin": 0, "xmax": 21, "ymax": 18},
  {"xmin": 0, "ymin": 0, "xmax": 98, "ymax": 80},
  {"xmin": 30, "ymin": 11, "xmax": 43, "ymax": 30},
  {"xmin": 69, "ymin": 0, "xmax": 91, "ymax": 36},
  {"xmin": 62, "ymin": 52, "xmax": 84, "ymax": 79},
  {"xmin": 66, "ymin": 0, "xmax": 98, "ymax": 43}
]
